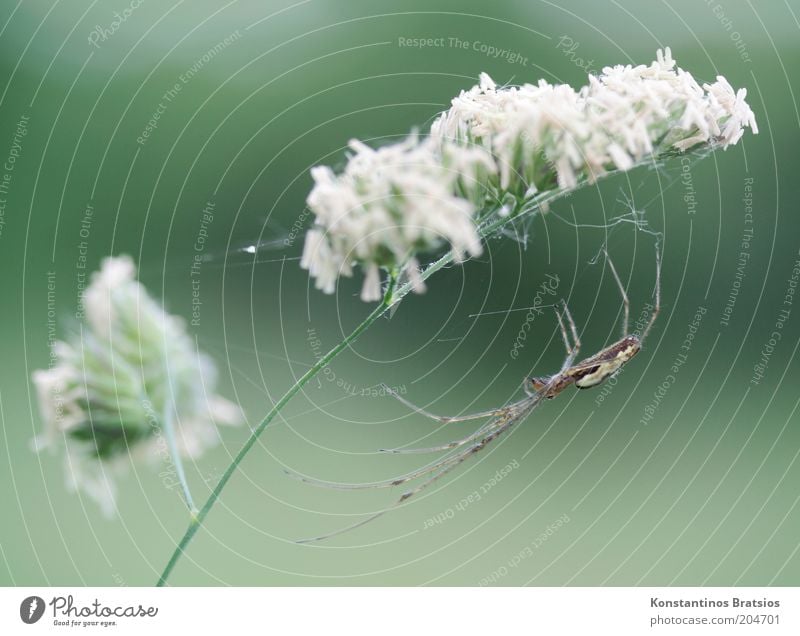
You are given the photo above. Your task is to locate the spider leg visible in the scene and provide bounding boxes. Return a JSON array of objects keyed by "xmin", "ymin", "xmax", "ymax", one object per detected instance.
[
  {"xmin": 555, "ymin": 301, "xmax": 581, "ymax": 369},
  {"xmin": 382, "ymin": 390, "xmax": 540, "ymax": 454},
  {"xmin": 383, "ymin": 384, "xmax": 506, "ymax": 423},
  {"xmin": 380, "ymin": 411, "xmax": 510, "ymax": 455},
  {"xmin": 561, "ymin": 300, "xmax": 581, "ymax": 357},
  {"xmin": 294, "ymin": 460, "xmax": 466, "ymax": 544},
  {"xmin": 295, "ymin": 507, "xmax": 393, "ymax": 544},
  {"xmin": 285, "ymin": 407, "xmax": 522, "ymax": 493},
  {"xmin": 603, "ymin": 249, "xmax": 630, "ymax": 338},
  {"xmin": 284, "ymin": 444, "xmax": 475, "ymax": 492},
  {"xmin": 295, "ymin": 414, "xmax": 525, "ymax": 544},
  {"xmin": 554, "ymin": 305, "xmax": 572, "ymax": 356},
  {"xmin": 640, "ymin": 243, "xmax": 662, "ymax": 343}
]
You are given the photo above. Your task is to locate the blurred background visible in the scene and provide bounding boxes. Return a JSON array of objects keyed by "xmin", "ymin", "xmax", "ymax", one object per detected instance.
[{"xmin": 1, "ymin": 0, "xmax": 798, "ymax": 586}]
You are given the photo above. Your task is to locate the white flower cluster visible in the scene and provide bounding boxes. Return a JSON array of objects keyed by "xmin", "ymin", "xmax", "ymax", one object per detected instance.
[
  {"xmin": 32, "ymin": 256, "xmax": 241, "ymax": 515},
  {"xmin": 302, "ymin": 49, "xmax": 757, "ymax": 301},
  {"xmin": 431, "ymin": 48, "xmax": 758, "ymax": 191},
  {"xmin": 301, "ymin": 135, "xmax": 495, "ymax": 301}
]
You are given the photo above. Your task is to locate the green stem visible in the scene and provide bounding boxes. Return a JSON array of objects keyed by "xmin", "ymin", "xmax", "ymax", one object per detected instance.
[
  {"xmin": 155, "ymin": 193, "xmax": 560, "ymax": 586},
  {"xmin": 156, "ymin": 272, "xmax": 401, "ymax": 586}
]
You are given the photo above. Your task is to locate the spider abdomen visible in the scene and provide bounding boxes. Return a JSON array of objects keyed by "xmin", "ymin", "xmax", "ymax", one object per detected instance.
[
  {"xmin": 572, "ymin": 336, "xmax": 641, "ymax": 389},
  {"xmin": 574, "ymin": 364, "xmax": 618, "ymax": 389}
]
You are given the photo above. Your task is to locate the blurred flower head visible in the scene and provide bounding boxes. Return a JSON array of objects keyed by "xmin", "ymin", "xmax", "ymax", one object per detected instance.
[{"xmin": 32, "ymin": 255, "xmax": 241, "ymax": 516}]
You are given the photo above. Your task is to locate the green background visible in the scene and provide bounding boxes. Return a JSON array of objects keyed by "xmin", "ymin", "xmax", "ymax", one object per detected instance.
[{"xmin": 1, "ymin": 0, "xmax": 798, "ymax": 586}]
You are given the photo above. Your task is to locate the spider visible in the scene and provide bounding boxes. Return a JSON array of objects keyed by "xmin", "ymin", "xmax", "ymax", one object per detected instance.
[{"xmin": 289, "ymin": 245, "xmax": 661, "ymax": 543}]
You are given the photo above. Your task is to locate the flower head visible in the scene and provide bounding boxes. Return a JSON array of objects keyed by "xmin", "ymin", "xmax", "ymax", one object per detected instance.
[
  {"xmin": 431, "ymin": 47, "xmax": 757, "ymax": 192},
  {"xmin": 33, "ymin": 255, "xmax": 241, "ymax": 515},
  {"xmin": 301, "ymin": 134, "xmax": 495, "ymax": 301},
  {"xmin": 302, "ymin": 49, "xmax": 756, "ymax": 301}
]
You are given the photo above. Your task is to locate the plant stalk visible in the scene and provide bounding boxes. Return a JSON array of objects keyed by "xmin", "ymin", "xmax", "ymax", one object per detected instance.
[
  {"xmin": 156, "ymin": 193, "xmax": 561, "ymax": 586},
  {"xmin": 156, "ymin": 272, "xmax": 402, "ymax": 585}
]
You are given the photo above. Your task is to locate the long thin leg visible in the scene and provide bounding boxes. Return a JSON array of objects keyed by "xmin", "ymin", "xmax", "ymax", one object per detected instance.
[
  {"xmin": 640, "ymin": 244, "xmax": 661, "ymax": 343},
  {"xmin": 555, "ymin": 301, "xmax": 581, "ymax": 370},
  {"xmin": 380, "ymin": 411, "xmax": 510, "ymax": 455},
  {"xmin": 604, "ymin": 249, "xmax": 630, "ymax": 338},
  {"xmin": 284, "ymin": 443, "xmax": 477, "ymax": 492},
  {"xmin": 285, "ymin": 406, "xmax": 521, "ymax": 492},
  {"xmin": 294, "ymin": 461, "xmax": 467, "ymax": 544},
  {"xmin": 554, "ymin": 306, "xmax": 573, "ymax": 359},
  {"xmin": 561, "ymin": 300, "xmax": 581, "ymax": 357},
  {"xmin": 295, "ymin": 416, "xmax": 523, "ymax": 544},
  {"xmin": 384, "ymin": 385, "xmax": 506, "ymax": 424}
]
